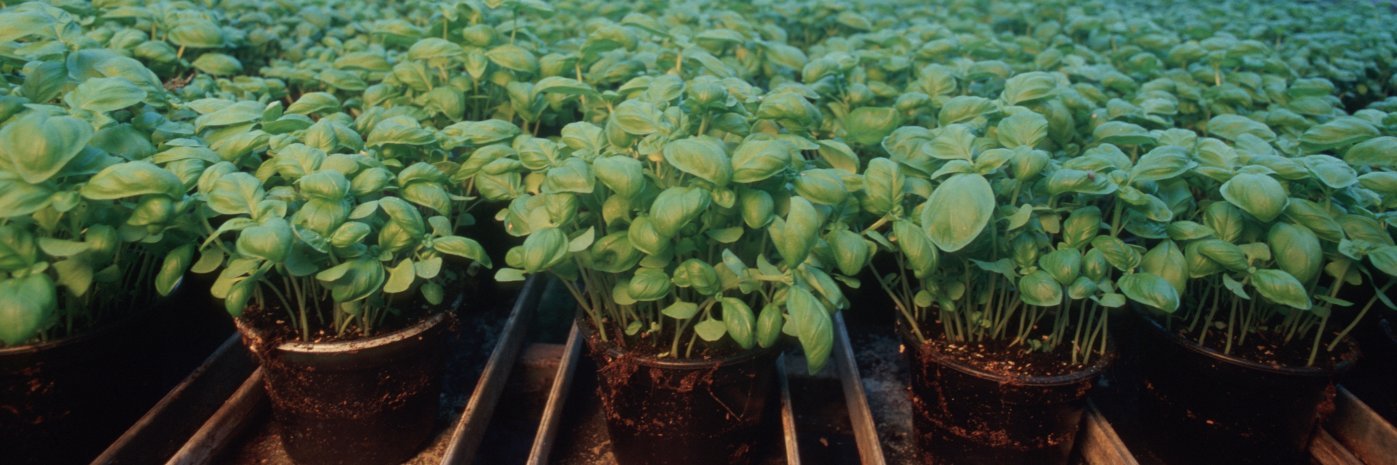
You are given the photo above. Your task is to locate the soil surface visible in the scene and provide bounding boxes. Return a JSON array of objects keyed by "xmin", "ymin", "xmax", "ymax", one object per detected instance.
[
  {"xmin": 918, "ymin": 337, "xmax": 1095, "ymax": 379},
  {"xmin": 1160, "ymin": 321, "xmax": 1358, "ymax": 371}
]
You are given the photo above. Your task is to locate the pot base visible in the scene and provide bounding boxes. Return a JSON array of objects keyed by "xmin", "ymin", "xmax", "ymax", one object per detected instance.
[
  {"xmin": 905, "ymin": 338, "xmax": 1110, "ymax": 465},
  {"xmin": 584, "ymin": 331, "xmax": 777, "ymax": 465},
  {"xmin": 237, "ymin": 312, "xmax": 453, "ymax": 465},
  {"xmin": 1130, "ymin": 314, "xmax": 1357, "ymax": 465}
]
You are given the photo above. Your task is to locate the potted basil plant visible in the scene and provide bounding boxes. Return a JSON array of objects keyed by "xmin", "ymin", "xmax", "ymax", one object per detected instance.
[
  {"xmin": 858, "ymin": 110, "xmax": 1168, "ymax": 465},
  {"xmin": 0, "ymin": 84, "xmax": 199, "ymax": 464},
  {"xmin": 193, "ymin": 141, "xmax": 491, "ymax": 465},
  {"xmin": 491, "ymin": 112, "xmax": 846, "ymax": 464},
  {"xmin": 1124, "ymin": 128, "xmax": 1396, "ymax": 465}
]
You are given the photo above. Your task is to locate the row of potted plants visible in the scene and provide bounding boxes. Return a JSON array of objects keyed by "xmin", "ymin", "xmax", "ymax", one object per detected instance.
[{"xmin": 3, "ymin": 0, "xmax": 1396, "ymax": 464}]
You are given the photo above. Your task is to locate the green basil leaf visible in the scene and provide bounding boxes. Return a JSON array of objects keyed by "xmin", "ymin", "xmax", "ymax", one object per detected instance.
[
  {"xmin": 1119, "ymin": 272, "xmax": 1180, "ymax": 313},
  {"xmin": 81, "ymin": 161, "xmax": 184, "ymax": 200},
  {"xmin": 1250, "ymin": 269, "xmax": 1312, "ymax": 310},
  {"xmin": 1220, "ymin": 173, "xmax": 1288, "ymax": 222},
  {"xmin": 0, "ymin": 113, "xmax": 94, "ymax": 184},
  {"xmin": 722, "ymin": 297, "xmax": 757, "ymax": 349},
  {"xmin": 664, "ymin": 137, "xmax": 732, "ymax": 186},
  {"xmin": 0, "ymin": 274, "xmax": 57, "ymax": 346},
  {"xmin": 921, "ymin": 173, "xmax": 994, "ymax": 252}
]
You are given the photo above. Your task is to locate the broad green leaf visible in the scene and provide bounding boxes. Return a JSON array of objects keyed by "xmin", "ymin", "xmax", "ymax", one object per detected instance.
[
  {"xmin": 1220, "ymin": 173, "xmax": 1288, "ymax": 222},
  {"xmin": 921, "ymin": 174, "xmax": 994, "ymax": 252},
  {"xmin": 756, "ymin": 304, "xmax": 783, "ymax": 348},
  {"xmin": 1344, "ymin": 136, "xmax": 1397, "ymax": 168},
  {"xmin": 1140, "ymin": 240, "xmax": 1188, "ymax": 295},
  {"xmin": 169, "ymin": 21, "xmax": 223, "ymax": 48},
  {"xmin": 236, "ymin": 218, "xmax": 293, "ymax": 263},
  {"xmin": 787, "ymin": 286, "xmax": 833, "ymax": 373},
  {"xmin": 1094, "ymin": 121, "xmax": 1155, "ymax": 146},
  {"xmin": 663, "ymin": 137, "xmax": 732, "ymax": 186},
  {"xmin": 1119, "ymin": 272, "xmax": 1180, "ymax": 313},
  {"xmin": 486, "ymin": 44, "xmax": 538, "ymax": 73},
  {"xmin": 205, "ymin": 172, "xmax": 264, "ymax": 216},
  {"xmin": 722, "ymin": 298, "xmax": 756, "ymax": 349},
  {"xmin": 155, "ymin": 244, "xmax": 194, "ymax": 297},
  {"xmin": 1250, "ymin": 269, "xmax": 1312, "ymax": 310},
  {"xmin": 1301, "ymin": 155, "xmax": 1358, "ymax": 189},
  {"xmin": 773, "ymin": 196, "xmax": 819, "ymax": 265},
  {"xmin": 1000, "ymin": 72, "xmax": 1058, "ymax": 105},
  {"xmin": 732, "ymin": 139, "xmax": 792, "ymax": 184},
  {"xmin": 192, "ymin": 53, "xmax": 242, "ymax": 76},
  {"xmin": 1207, "ymin": 115, "xmax": 1275, "ymax": 141},
  {"xmin": 0, "ymin": 113, "xmax": 93, "ymax": 184},
  {"xmin": 594, "ymin": 156, "xmax": 646, "ymax": 198},
  {"xmin": 521, "ymin": 227, "xmax": 568, "ymax": 273},
  {"xmin": 662, "ymin": 301, "xmax": 700, "ymax": 320},
  {"xmin": 69, "ymin": 77, "xmax": 146, "ymax": 113},
  {"xmin": 1370, "ymin": 246, "xmax": 1397, "ymax": 277},
  {"xmin": 384, "ymin": 258, "xmax": 416, "ymax": 293},
  {"xmin": 996, "ymin": 111, "xmax": 1048, "ymax": 148},
  {"xmin": 0, "ymin": 274, "xmax": 57, "ymax": 346},
  {"xmin": 628, "ymin": 268, "xmax": 671, "ymax": 301},
  {"xmin": 1268, "ymin": 223, "xmax": 1323, "ymax": 283},
  {"xmin": 81, "ymin": 161, "xmax": 184, "ymax": 200},
  {"xmin": 694, "ymin": 319, "xmax": 727, "ymax": 342},
  {"xmin": 1019, "ymin": 270, "xmax": 1064, "ymax": 307},
  {"xmin": 844, "ymin": 107, "xmax": 901, "ymax": 146},
  {"xmin": 1300, "ymin": 117, "xmax": 1378, "ymax": 152},
  {"xmin": 651, "ymin": 187, "xmax": 710, "ymax": 238},
  {"xmin": 434, "ymin": 236, "xmax": 490, "ymax": 267}
]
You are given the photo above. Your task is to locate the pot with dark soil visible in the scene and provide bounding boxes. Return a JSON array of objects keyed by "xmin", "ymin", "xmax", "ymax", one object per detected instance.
[
  {"xmin": 195, "ymin": 164, "xmax": 494, "ymax": 464},
  {"xmin": 1129, "ymin": 312, "xmax": 1360, "ymax": 465},
  {"xmin": 1, "ymin": 303, "xmax": 161, "ymax": 465},
  {"xmin": 493, "ymin": 147, "xmax": 848, "ymax": 464},
  {"xmin": 1112, "ymin": 201, "xmax": 1394, "ymax": 465},
  {"xmin": 584, "ymin": 326, "xmax": 778, "ymax": 465},
  {"xmin": 235, "ymin": 310, "xmax": 453, "ymax": 465},
  {"xmin": 905, "ymin": 338, "xmax": 1112, "ymax": 465},
  {"xmin": 852, "ymin": 158, "xmax": 1127, "ymax": 465},
  {"xmin": 0, "ymin": 156, "xmax": 205, "ymax": 465}
]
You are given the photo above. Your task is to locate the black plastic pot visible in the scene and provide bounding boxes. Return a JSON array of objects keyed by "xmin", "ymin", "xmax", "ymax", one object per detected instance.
[
  {"xmin": 0, "ymin": 280, "xmax": 229, "ymax": 465},
  {"xmin": 235, "ymin": 312, "xmax": 453, "ymax": 465},
  {"xmin": 1131, "ymin": 314, "xmax": 1358, "ymax": 465},
  {"xmin": 582, "ymin": 324, "xmax": 777, "ymax": 465},
  {"xmin": 903, "ymin": 331, "xmax": 1111, "ymax": 465},
  {"xmin": 0, "ymin": 312, "xmax": 161, "ymax": 465}
]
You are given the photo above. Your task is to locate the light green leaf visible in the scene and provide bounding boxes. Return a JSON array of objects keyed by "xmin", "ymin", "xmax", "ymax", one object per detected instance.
[
  {"xmin": 921, "ymin": 174, "xmax": 994, "ymax": 252},
  {"xmin": 694, "ymin": 319, "xmax": 727, "ymax": 342},
  {"xmin": 1250, "ymin": 269, "xmax": 1312, "ymax": 310},
  {"xmin": 663, "ymin": 137, "xmax": 732, "ymax": 186},
  {"xmin": 1119, "ymin": 272, "xmax": 1180, "ymax": 313},
  {"xmin": 81, "ymin": 161, "xmax": 184, "ymax": 200},
  {"xmin": 1220, "ymin": 173, "xmax": 1288, "ymax": 222},
  {"xmin": 722, "ymin": 298, "xmax": 756, "ymax": 349},
  {"xmin": 384, "ymin": 258, "xmax": 416, "ymax": 293},
  {"xmin": 0, "ymin": 113, "xmax": 93, "ymax": 184},
  {"xmin": 0, "ymin": 274, "xmax": 57, "ymax": 346}
]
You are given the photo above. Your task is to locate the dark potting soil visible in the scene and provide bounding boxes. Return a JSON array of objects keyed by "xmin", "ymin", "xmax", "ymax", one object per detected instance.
[
  {"xmin": 1160, "ymin": 322, "xmax": 1358, "ymax": 371},
  {"xmin": 215, "ymin": 279, "xmax": 518, "ymax": 465},
  {"xmin": 917, "ymin": 335, "xmax": 1096, "ymax": 379}
]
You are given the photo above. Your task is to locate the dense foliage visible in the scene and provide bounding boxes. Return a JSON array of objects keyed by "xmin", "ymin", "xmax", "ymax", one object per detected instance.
[{"xmin": 1, "ymin": 0, "xmax": 1393, "ymax": 373}]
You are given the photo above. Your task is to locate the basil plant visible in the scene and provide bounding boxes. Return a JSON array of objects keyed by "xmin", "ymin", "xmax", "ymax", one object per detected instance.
[
  {"xmin": 858, "ymin": 121, "xmax": 1145, "ymax": 365},
  {"xmin": 1132, "ymin": 121, "xmax": 1397, "ymax": 366},
  {"xmin": 490, "ymin": 81, "xmax": 850, "ymax": 372},
  {"xmin": 192, "ymin": 121, "xmax": 492, "ymax": 341},
  {"xmin": 0, "ymin": 89, "xmax": 197, "ymax": 346}
]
